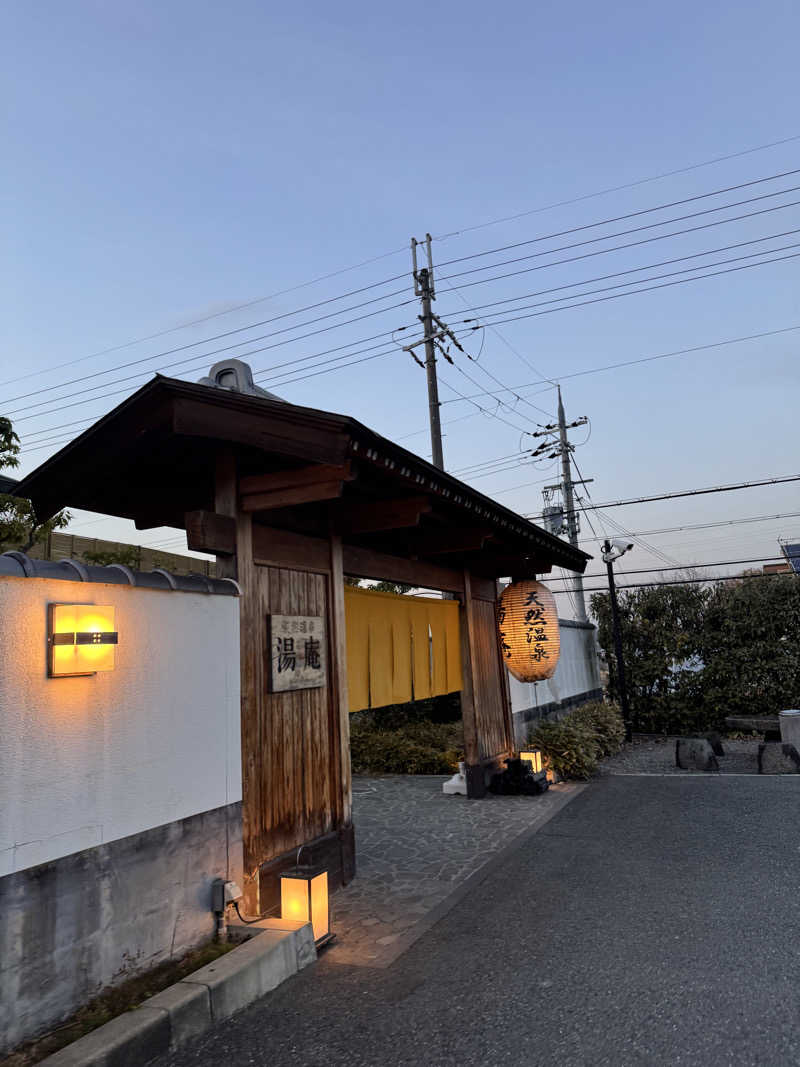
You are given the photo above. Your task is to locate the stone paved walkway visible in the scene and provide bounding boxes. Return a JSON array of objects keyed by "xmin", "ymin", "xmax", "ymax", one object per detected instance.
[{"xmin": 326, "ymin": 775, "xmax": 581, "ymax": 966}]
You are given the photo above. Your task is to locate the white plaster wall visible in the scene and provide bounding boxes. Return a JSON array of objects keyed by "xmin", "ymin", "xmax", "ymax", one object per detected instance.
[
  {"xmin": 0, "ymin": 575, "xmax": 241, "ymax": 877},
  {"xmin": 509, "ymin": 620, "xmax": 601, "ymax": 714}
]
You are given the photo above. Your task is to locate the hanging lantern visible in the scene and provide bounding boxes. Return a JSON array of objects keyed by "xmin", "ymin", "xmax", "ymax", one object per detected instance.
[{"xmin": 497, "ymin": 580, "xmax": 560, "ymax": 682}]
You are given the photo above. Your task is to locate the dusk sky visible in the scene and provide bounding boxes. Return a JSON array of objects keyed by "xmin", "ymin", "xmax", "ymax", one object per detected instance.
[{"xmin": 3, "ymin": 1, "xmax": 799, "ymax": 609}]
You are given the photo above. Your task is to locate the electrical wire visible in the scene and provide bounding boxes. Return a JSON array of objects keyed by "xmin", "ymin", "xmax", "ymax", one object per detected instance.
[
  {"xmin": 436, "ymin": 227, "xmax": 800, "ymax": 321},
  {"xmin": 435, "ymin": 166, "xmax": 800, "ymax": 268},
  {"xmin": 458, "ymin": 248, "xmax": 800, "ymax": 334},
  {"xmin": 546, "ymin": 555, "xmax": 789, "ymax": 581},
  {"xmin": 432, "ymin": 133, "xmax": 800, "ymax": 241},
  {"xmin": 575, "ymin": 510, "xmax": 800, "ymax": 543},
  {"xmin": 529, "ymin": 473, "xmax": 800, "ymax": 517},
  {"xmin": 563, "ymin": 570, "xmax": 795, "ymax": 595},
  {"xmin": 438, "ymin": 324, "xmax": 800, "ymax": 406}
]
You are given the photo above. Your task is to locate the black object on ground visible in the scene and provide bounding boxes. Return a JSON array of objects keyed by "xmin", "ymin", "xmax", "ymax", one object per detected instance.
[
  {"xmin": 488, "ymin": 757, "xmax": 549, "ymax": 796},
  {"xmin": 703, "ymin": 731, "xmax": 725, "ymax": 757}
]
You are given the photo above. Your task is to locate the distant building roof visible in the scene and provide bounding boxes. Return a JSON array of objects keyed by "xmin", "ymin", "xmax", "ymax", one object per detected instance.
[{"xmin": 0, "ymin": 474, "xmax": 19, "ymax": 494}]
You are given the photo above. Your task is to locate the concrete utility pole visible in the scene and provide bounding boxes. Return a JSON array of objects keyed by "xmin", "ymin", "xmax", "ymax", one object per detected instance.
[
  {"xmin": 411, "ymin": 235, "xmax": 444, "ymax": 470},
  {"xmin": 557, "ymin": 385, "xmax": 588, "ymax": 622}
]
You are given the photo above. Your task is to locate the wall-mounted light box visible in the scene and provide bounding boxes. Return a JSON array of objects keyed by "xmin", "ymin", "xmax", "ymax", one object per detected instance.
[{"xmin": 48, "ymin": 604, "xmax": 118, "ymax": 677}]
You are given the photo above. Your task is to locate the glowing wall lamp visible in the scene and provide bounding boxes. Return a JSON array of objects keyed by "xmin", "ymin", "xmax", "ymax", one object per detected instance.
[
  {"xmin": 519, "ymin": 750, "xmax": 544, "ymax": 774},
  {"xmin": 280, "ymin": 866, "xmax": 332, "ymax": 947},
  {"xmin": 48, "ymin": 604, "xmax": 118, "ymax": 677}
]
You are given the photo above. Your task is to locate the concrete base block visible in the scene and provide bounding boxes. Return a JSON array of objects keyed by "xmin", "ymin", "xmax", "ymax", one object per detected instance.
[
  {"xmin": 758, "ymin": 742, "xmax": 800, "ymax": 775},
  {"xmin": 676, "ymin": 738, "xmax": 719, "ymax": 772},
  {"xmin": 181, "ymin": 929, "xmax": 298, "ymax": 1021},
  {"xmin": 142, "ymin": 980, "xmax": 210, "ymax": 1047},
  {"xmin": 227, "ymin": 917, "xmax": 317, "ymax": 971},
  {"xmin": 43, "ymin": 1005, "xmax": 169, "ymax": 1066}
]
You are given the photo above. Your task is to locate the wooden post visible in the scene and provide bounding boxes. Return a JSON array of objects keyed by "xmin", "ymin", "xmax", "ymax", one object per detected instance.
[
  {"xmin": 328, "ymin": 535, "xmax": 352, "ymax": 831},
  {"xmin": 496, "ymin": 581, "xmax": 516, "ymax": 753},
  {"xmin": 459, "ymin": 570, "xmax": 483, "ymax": 798}
]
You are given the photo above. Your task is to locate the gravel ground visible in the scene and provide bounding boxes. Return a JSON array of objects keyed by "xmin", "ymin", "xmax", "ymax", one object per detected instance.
[{"xmin": 598, "ymin": 735, "xmax": 762, "ymax": 774}]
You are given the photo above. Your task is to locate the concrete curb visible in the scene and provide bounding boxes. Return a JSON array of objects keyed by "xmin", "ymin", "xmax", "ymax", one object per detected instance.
[{"xmin": 43, "ymin": 919, "xmax": 316, "ymax": 1066}]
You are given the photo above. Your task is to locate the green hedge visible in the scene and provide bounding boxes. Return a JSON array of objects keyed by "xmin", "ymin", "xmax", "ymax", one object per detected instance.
[
  {"xmin": 349, "ymin": 697, "xmax": 464, "ymax": 775},
  {"xmin": 528, "ymin": 701, "xmax": 624, "ymax": 780}
]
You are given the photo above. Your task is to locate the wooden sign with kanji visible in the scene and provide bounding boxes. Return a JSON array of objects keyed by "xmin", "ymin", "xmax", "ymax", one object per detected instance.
[{"xmin": 268, "ymin": 614, "xmax": 327, "ymax": 692}]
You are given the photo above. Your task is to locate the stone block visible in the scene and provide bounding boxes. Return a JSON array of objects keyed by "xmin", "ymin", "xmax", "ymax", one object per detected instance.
[
  {"xmin": 758, "ymin": 742, "xmax": 800, "ymax": 775},
  {"xmin": 141, "ymin": 980, "xmax": 210, "ymax": 1048},
  {"xmin": 43, "ymin": 1005, "xmax": 169, "ymax": 1066},
  {"xmin": 181, "ymin": 929, "xmax": 297, "ymax": 1021},
  {"xmin": 703, "ymin": 731, "xmax": 725, "ymax": 757},
  {"xmin": 675, "ymin": 738, "xmax": 719, "ymax": 772}
]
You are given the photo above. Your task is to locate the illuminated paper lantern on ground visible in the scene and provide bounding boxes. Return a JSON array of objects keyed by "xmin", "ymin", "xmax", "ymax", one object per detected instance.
[
  {"xmin": 280, "ymin": 866, "xmax": 332, "ymax": 946},
  {"xmin": 497, "ymin": 580, "xmax": 560, "ymax": 682}
]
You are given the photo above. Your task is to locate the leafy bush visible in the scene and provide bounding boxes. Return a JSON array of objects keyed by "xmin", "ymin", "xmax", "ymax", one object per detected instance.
[
  {"xmin": 570, "ymin": 701, "xmax": 625, "ymax": 756},
  {"xmin": 527, "ymin": 715, "xmax": 600, "ymax": 780},
  {"xmin": 349, "ymin": 721, "xmax": 462, "ymax": 775},
  {"xmin": 591, "ymin": 575, "xmax": 800, "ymax": 734},
  {"xmin": 349, "ymin": 699, "xmax": 464, "ymax": 774}
]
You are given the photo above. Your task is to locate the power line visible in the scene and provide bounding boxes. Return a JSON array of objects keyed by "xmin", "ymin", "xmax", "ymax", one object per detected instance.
[
  {"xmin": 459, "ymin": 248, "xmax": 800, "ymax": 334},
  {"xmin": 440, "ymin": 324, "xmax": 800, "ymax": 408},
  {"xmin": 546, "ymin": 555, "xmax": 787, "ymax": 581},
  {"xmin": 529, "ymin": 474, "xmax": 800, "ymax": 517},
  {"xmin": 576, "ymin": 510, "xmax": 800, "ymax": 542},
  {"xmin": 0, "ymin": 255, "xmax": 410, "ymax": 390},
  {"xmin": 437, "ymin": 227, "xmax": 800, "ymax": 321},
  {"xmin": 432, "ymin": 133, "xmax": 800, "ymax": 241},
  {"xmin": 567, "ymin": 570, "xmax": 795, "ymax": 595},
  {"xmin": 436, "ymin": 166, "xmax": 800, "ymax": 269},
  {"xmin": 10, "ymin": 173, "xmax": 799, "ymax": 408}
]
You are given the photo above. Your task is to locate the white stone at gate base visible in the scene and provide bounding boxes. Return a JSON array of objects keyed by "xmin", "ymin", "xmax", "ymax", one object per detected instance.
[{"xmin": 443, "ymin": 762, "xmax": 468, "ymax": 796}]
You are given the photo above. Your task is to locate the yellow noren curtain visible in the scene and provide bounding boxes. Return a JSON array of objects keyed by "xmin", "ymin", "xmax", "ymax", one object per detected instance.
[{"xmin": 344, "ymin": 586, "xmax": 462, "ymax": 713}]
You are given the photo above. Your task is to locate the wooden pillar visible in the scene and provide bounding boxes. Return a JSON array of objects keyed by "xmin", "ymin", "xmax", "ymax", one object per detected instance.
[
  {"xmin": 328, "ymin": 534, "xmax": 352, "ymax": 830},
  {"xmin": 214, "ymin": 449, "xmax": 260, "ymax": 911},
  {"xmin": 459, "ymin": 570, "xmax": 484, "ymax": 798}
]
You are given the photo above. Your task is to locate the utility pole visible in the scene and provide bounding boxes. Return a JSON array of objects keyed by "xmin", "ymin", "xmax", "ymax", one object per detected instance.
[
  {"xmin": 603, "ymin": 539, "xmax": 633, "ymax": 741},
  {"xmin": 411, "ymin": 235, "xmax": 444, "ymax": 470},
  {"xmin": 533, "ymin": 388, "xmax": 590, "ymax": 619},
  {"xmin": 556, "ymin": 386, "xmax": 588, "ymax": 621}
]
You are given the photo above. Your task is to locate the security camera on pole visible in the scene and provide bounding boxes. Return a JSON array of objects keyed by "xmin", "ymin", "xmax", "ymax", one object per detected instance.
[{"xmin": 601, "ymin": 538, "xmax": 634, "ymax": 741}]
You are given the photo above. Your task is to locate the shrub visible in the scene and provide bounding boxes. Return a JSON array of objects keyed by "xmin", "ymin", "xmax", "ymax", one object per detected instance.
[
  {"xmin": 527, "ymin": 716, "xmax": 600, "ymax": 780},
  {"xmin": 570, "ymin": 701, "xmax": 625, "ymax": 756},
  {"xmin": 349, "ymin": 721, "xmax": 461, "ymax": 775}
]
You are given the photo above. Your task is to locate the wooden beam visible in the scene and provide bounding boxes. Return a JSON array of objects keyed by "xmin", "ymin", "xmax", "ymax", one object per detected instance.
[
  {"xmin": 342, "ymin": 543, "xmax": 464, "ymax": 594},
  {"xmin": 240, "ymin": 480, "xmax": 345, "ymax": 513},
  {"xmin": 408, "ymin": 527, "xmax": 491, "ymax": 556},
  {"xmin": 239, "ymin": 462, "xmax": 353, "ymax": 497},
  {"xmin": 331, "ymin": 495, "xmax": 432, "ymax": 535},
  {"xmin": 185, "ymin": 510, "xmax": 237, "ymax": 556},
  {"xmin": 252, "ymin": 525, "xmax": 331, "ymax": 573},
  {"xmin": 214, "ymin": 449, "xmax": 239, "ymax": 582}
]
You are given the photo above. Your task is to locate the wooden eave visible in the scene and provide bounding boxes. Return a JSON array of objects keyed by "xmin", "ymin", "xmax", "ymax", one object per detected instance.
[{"xmin": 16, "ymin": 375, "xmax": 591, "ymax": 576}]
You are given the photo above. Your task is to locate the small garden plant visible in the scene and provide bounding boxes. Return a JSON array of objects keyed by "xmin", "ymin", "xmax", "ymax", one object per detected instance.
[{"xmin": 527, "ymin": 701, "xmax": 624, "ymax": 780}]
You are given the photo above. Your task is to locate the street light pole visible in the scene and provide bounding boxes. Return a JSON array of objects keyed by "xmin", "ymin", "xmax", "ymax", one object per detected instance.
[{"xmin": 603, "ymin": 539, "xmax": 633, "ymax": 742}]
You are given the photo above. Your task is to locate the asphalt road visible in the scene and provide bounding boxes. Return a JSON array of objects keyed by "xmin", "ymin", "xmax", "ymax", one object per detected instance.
[{"xmin": 152, "ymin": 777, "xmax": 800, "ymax": 1066}]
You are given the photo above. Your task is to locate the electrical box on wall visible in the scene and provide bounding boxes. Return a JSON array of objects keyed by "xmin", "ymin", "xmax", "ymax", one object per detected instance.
[{"xmin": 48, "ymin": 604, "xmax": 118, "ymax": 677}]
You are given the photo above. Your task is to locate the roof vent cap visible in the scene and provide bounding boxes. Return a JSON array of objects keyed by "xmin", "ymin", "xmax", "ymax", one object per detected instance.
[{"xmin": 198, "ymin": 359, "xmax": 284, "ymax": 402}]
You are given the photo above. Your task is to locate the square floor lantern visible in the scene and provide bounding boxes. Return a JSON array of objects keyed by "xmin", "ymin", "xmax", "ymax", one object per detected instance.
[
  {"xmin": 48, "ymin": 604, "xmax": 117, "ymax": 677},
  {"xmin": 280, "ymin": 866, "xmax": 332, "ymax": 947},
  {"xmin": 519, "ymin": 750, "xmax": 544, "ymax": 775}
]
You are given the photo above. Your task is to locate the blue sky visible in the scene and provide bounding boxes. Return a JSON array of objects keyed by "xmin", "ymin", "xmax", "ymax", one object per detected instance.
[{"xmin": 3, "ymin": 0, "xmax": 799, "ymax": 604}]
